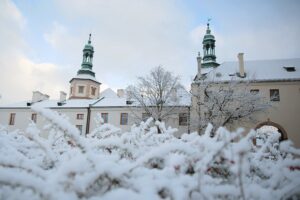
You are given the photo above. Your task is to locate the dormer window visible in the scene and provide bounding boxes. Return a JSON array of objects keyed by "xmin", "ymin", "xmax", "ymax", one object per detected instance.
[{"xmin": 283, "ymin": 66, "xmax": 296, "ymax": 72}]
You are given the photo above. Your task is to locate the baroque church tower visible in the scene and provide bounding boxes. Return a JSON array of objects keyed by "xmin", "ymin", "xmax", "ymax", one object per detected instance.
[
  {"xmin": 195, "ymin": 22, "xmax": 219, "ymax": 80},
  {"xmin": 202, "ymin": 22, "xmax": 219, "ymax": 68},
  {"xmin": 69, "ymin": 34, "xmax": 101, "ymax": 99}
]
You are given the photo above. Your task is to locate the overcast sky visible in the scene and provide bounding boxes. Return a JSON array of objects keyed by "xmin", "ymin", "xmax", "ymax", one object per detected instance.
[{"xmin": 0, "ymin": 0, "xmax": 300, "ymax": 104}]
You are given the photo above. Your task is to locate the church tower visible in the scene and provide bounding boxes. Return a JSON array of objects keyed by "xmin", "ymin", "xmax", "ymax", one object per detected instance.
[
  {"xmin": 69, "ymin": 34, "xmax": 101, "ymax": 99},
  {"xmin": 202, "ymin": 22, "xmax": 219, "ymax": 68}
]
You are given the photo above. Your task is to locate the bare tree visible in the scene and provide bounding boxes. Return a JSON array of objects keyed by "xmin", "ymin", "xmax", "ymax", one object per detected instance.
[
  {"xmin": 191, "ymin": 79, "xmax": 271, "ymax": 134},
  {"xmin": 127, "ymin": 66, "xmax": 183, "ymax": 133}
]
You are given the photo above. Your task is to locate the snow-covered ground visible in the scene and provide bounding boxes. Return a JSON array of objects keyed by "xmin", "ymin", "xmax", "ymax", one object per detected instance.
[{"xmin": 0, "ymin": 105, "xmax": 299, "ymax": 200}]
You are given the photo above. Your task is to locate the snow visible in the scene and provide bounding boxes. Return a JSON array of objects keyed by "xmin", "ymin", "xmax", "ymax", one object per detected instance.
[
  {"xmin": 200, "ymin": 58, "xmax": 300, "ymax": 82},
  {"xmin": 74, "ymin": 74, "xmax": 100, "ymax": 83},
  {"xmin": 0, "ymin": 107, "xmax": 299, "ymax": 199},
  {"xmin": 0, "ymin": 87, "xmax": 191, "ymax": 109},
  {"xmin": 100, "ymin": 88, "xmax": 118, "ymax": 98}
]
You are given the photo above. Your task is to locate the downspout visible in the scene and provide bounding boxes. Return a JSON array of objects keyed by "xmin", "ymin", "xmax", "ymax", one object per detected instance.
[
  {"xmin": 85, "ymin": 104, "xmax": 91, "ymax": 135},
  {"xmin": 188, "ymin": 106, "xmax": 191, "ymax": 134},
  {"xmin": 85, "ymin": 97, "xmax": 105, "ymax": 135}
]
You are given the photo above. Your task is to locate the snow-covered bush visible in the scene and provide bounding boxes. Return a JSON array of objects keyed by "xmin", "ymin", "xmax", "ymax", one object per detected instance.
[{"xmin": 0, "ymin": 106, "xmax": 299, "ymax": 199}]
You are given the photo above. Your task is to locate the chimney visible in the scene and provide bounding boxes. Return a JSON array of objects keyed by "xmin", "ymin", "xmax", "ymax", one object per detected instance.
[
  {"xmin": 32, "ymin": 91, "xmax": 49, "ymax": 103},
  {"xmin": 117, "ymin": 89, "xmax": 125, "ymax": 98},
  {"xmin": 237, "ymin": 53, "xmax": 245, "ymax": 78},
  {"xmin": 197, "ymin": 52, "xmax": 202, "ymax": 79},
  {"xmin": 171, "ymin": 88, "xmax": 177, "ymax": 101},
  {"xmin": 59, "ymin": 91, "xmax": 67, "ymax": 102}
]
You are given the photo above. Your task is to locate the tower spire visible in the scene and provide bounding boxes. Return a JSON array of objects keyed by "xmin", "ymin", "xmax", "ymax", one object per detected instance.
[
  {"xmin": 77, "ymin": 34, "xmax": 95, "ymax": 77},
  {"xmin": 88, "ymin": 33, "xmax": 92, "ymax": 44},
  {"xmin": 201, "ymin": 20, "xmax": 219, "ymax": 68},
  {"xmin": 206, "ymin": 18, "xmax": 211, "ymax": 34}
]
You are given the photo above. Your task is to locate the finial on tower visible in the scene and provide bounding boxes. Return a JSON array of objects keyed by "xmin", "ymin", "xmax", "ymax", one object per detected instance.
[
  {"xmin": 207, "ymin": 18, "xmax": 211, "ymax": 29},
  {"xmin": 88, "ymin": 33, "xmax": 92, "ymax": 44},
  {"xmin": 206, "ymin": 18, "xmax": 212, "ymax": 34}
]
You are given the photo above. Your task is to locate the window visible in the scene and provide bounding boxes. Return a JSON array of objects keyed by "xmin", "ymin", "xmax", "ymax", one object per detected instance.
[
  {"xmin": 78, "ymin": 86, "xmax": 85, "ymax": 94},
  {"xmin": 270, "ymin": 89, "xmax": 280, "ymax": 101},
  {"xmin": 91, "ymin": 87, "xmax": 96, "ymax": 96},
  {"xmin": 76, "ymin": 125, "xmax": 83, "ymax": 134},
  {"xmin": 101, "ymin": 113, "xmax": 108, "ymax": 123},
  {"xmin": 283, "ymin": 66, "xmax": 295, "ymax": 72},
  {"xmin": 179, "ymin": 113, "xmax": 188, "ymax": 126},
  {"xmin": 250, "ymin": 89, "xmax": 259, "ymax": 95},
  {"xmin": 120, "ymin": 113, "xmax": 128, "ymax": 125},
  {"xmin": 9, "ymin": 113, "xmax": 15, "ymax": 125},
  {"xmin": 204, "ymin": 112, "xmax": 211, "ymax": 119},
  {"xmin": 77, "ymin": 114, "xmax": 84, "ymax": 120},
  {"xmin": 31, "ymin": 113, "xmax": 37, "ymax": 123},
  {"xmin": 142, "ymin": 113, "xmax": 151, "ymax": 121},
  {"xmin": 70, "ymin": 87, "xmax": 73, "ymax": 95}
]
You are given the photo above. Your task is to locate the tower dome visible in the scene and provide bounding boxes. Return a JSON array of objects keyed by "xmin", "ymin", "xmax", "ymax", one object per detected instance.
[
  {"xmin": 202, "ymin": 23, "xmax": 219, "ymax": 68},
  {"xmin": 78, "ymin": 34, "xmax": 95, "ymax": 77}
]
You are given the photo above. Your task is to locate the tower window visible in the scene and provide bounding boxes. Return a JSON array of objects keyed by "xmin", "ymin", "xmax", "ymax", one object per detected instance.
[
  {"xmin": 270, "ymin": 89, "xmax": 280, "ymax": 101},
  {"xmin": 91, "ymin": 87, "xmax": 96, "ymax": 96},
  {"xmin": 78, "ymin": 86, "xmax": 85, "ymax": 94},
  {"xmin": 9, "ymin": 113, "xmax": 16, "ymax": 125}
]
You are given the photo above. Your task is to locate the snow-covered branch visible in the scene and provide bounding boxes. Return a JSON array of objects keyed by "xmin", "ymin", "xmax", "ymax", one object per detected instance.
[{"xmin": 0, "ymin": 107, "xmax": 299, "ymax": 199}]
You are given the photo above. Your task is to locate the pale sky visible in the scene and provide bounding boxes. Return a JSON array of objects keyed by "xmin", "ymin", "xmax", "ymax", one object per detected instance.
[{"xmin": 0, "ymin": 0, "xmax": 300, "ymax": 104}]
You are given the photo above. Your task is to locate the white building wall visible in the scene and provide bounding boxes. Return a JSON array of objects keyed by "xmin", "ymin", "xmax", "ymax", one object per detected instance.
[{"xmin": 0, "ymin": 106, "xmax": 190, "ymax": 138}]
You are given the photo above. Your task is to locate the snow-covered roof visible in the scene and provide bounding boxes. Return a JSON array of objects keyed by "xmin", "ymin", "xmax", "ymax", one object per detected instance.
[
  {"xmin": 0, "ymin": 99, "xmax": 98, "ymax": 109},
  {"xmin": 175, "ymin": 87, "xmax": 191, "ymax": 106},
  {"xmin": 71, "ymin": 74, "xmax": 100, "ymax": 83},
  {"xmin": 201, "ymin": 58, "xmax": 300, "ymax": 82},
  {"xmin": 0, "ymin": 87, "xmax": 191, "ymax": 109},
  {"xmin": 99, "ymin": 88, "xmax": 118, "ymax": 99}
]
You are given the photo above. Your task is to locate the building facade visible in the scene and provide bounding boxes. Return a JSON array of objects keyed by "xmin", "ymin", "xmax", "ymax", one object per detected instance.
[
  {"xmin": 1, "ymin": 27, "xmax": 299, "ymax": 147},
  {"xmin": 191, "ymin": 23, "xmax": 300, "ymax": 147},
  {"xmin": 0, "ymin": 35, "xmax": 190, "ymax": 137}
]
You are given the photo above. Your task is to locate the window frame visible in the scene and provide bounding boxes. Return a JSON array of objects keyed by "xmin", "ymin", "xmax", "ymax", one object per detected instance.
[
  {"xmin": 31, "ymin": 113, "xmax": 37, "ymax": 123},
  {"xmin": 9, "ymin": 113, "xmax": 16, "ymax": 125},
  {"xmin": 179, "ymin": 113, "xmax": 188, "ymax": 126},
  {"xmin": 78, "ymin": 86, "xmax": 85, "ymax": 94},
  {"xmin": 77, "ymin": 113, "xmax": 84, "ymax": 120},
  {"xmin": 270, "ymin": 89, "xmax": 280, "ymax": 101},
  {"xmin": 101, "ymin": 113, "xmax": 108, "ymax": 123},
  {"xmin": 91, "ymin": 87, "xmax": 96, "ymax": 96},
  {"xmin": 250, "ymin": 89, "xmax": 259, "ymax": 95},
  {"xmin": 120, "ymin": 113, "xmax": 128, "ymax": 125}
]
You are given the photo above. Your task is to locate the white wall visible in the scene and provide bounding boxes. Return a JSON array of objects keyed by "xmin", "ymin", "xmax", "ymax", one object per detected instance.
[{"xmin": 0, "ymin": 106, "xmax": 190, "ymax": 137}]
